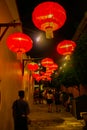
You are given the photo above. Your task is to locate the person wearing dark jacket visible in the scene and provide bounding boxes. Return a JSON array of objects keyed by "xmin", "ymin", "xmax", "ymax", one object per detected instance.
[{"xmin": 12, "ymin": 90, "xmax": 30, "ymax": 130}]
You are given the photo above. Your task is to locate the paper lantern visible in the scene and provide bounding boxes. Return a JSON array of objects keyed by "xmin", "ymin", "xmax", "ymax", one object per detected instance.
[
  {"xmin": 32, "ymin": 73, "xmax": 40, "ymax": 78},
  {"xmin": 57, "ymin": 40, "xmax": 76, "ymax": 56},
  {"xmin": 27, "ymin": 62, "xmax": 39, "ymax": 71},
  {"xmin": 46, "ymin": 69, "xmax": 53, "ymax": 74},
  {"xmin": 32, "ymin": 73, "xmax": 41, "ymax": 82},
  {"xmin": 49, "ymin": 63, "xmax": 58, "ymax": 71},
  {"xmin": 35, "ymin": 76, "xmax": 41, "ymax": 82},
  {"xmin": 41, "ymin": 75, "xmax": 47, "ymax": 80},
  {"xmin": 41, "ymin": 75, "xmax": 51, "ymax": 81},
  {"xmin": 41, "ymin": 58, "xmax": 54, "ymax": 68},
  {"xmin": 46, "ymin": 77, "xmax": 51, "ymax": 81},
  {"xmin": 6, "ymin": 32, "xmax": 33, "ymax": 59},
  {"xmin": 32, "ymin": 1, "xmax": 66, "ymax": 39}
]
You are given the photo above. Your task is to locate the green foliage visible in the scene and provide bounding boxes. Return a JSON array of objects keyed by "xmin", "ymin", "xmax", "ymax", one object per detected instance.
[
  {"xmin": 51, "ymin": 32, "xmax": 87, "ymax": 88},
  {"xmin": 57, "ymin": 62, "xmax": 79, "ymax": 87},
  {"xmin": 71, "ymin": 32, "xmax": 87, "ymax": 85},
  {"xmin": 51, "ymin": 61, "xmax": 79, "ymax": 88}
]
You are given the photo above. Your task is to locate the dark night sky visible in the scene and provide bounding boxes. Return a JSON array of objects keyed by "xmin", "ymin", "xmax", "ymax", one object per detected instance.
[{"xmin": 16, "ymin": 0, "xmax": 87, "ymax": 64}]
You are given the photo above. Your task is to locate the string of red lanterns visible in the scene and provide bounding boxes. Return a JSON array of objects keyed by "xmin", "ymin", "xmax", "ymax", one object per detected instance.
[
  {"xmin": 30, "ymin": 57, "xmax": 58, "ymax": 82},
  {"xmin": 5, "ymin": 2, "xmax": 76, "ymax": 83}
]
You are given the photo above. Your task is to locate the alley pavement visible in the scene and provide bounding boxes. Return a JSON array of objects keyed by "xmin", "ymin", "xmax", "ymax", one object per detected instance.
[{"xmin": 28, "ymin": 103, "xmax": 86, "ymax": 130}]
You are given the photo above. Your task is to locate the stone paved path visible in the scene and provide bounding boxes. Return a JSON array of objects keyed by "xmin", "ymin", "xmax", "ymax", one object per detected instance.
[{"xmin": 28, "ymin": 104, "xmax": 85, "ymax": 130}]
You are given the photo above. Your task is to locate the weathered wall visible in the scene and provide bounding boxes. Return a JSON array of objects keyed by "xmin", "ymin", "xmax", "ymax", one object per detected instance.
[
  {"xmin": 61, "ymin": 84, "xmax": 87, "ymax": 98},
  {"xmin": 0, "ymin": 0, "xmax": 23, "ymax": 130}
]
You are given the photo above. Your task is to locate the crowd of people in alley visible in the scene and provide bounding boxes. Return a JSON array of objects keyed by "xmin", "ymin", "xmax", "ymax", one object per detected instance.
[{"xmin": 33, "ymin": 88, "xmax": 73, "ymax": 113}]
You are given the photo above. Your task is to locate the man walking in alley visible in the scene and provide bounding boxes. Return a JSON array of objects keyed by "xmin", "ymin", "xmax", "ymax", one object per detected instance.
[{"xmin": 12, "ymin": 90, "xmax": 30, "ymax": 130}]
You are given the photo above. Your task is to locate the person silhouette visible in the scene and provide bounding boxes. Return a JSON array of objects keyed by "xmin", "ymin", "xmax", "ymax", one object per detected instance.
[
  {"xmin": 46, "ymin": 90, "xmax": 54, "ymax": 112},
  {"xmin": 12, "ymin": 90, "xmax": 30, "ymax": 130}
]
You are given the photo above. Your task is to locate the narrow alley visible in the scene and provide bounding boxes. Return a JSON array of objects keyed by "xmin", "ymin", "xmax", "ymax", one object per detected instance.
[{"xmin": 28, "ymin": 104, "xmax": 85, "ymax": 130}]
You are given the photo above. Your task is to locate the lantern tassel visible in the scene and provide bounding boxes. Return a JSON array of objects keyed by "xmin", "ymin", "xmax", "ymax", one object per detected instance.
[
  {"xmin": 65, "ymin": 55, "xmax": 70, "ymax": 61},
  {"xmin": 45, "ymin": 26, "xmax": 54, "ymax": 39},
  {"xmin": 17, "ymin": 51, "xmax": 23, "ymax": 62}
]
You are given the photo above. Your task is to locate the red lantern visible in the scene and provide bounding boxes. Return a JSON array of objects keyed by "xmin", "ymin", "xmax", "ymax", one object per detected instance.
[
  {"xmin": 46, "ymin": 69, "xmax": 53, "ymax": 74},
  {"xmin": 57, "ymin": 40, "xmax": 76, "ymax": 56},
  {"xmin": 41, "ymin": 58, "xmax": 54, "ymax": 68},
  {"xmin": 27, "ymin": 62, "xmax": 39, "ymax": 71},
  {"xmin": 35, "ymin": 76, "xmax": 41, "ymax": 82},
  {"xmin": 40, "ymin": 71, "xmax": 45, "ymax": 75},
  {"xmin": 46, "ymin": 77, "xmax": 51, "ymax": 81},
  {"xmin": 6, "ymin": 32, "xmax": 33, "ymax": 59},
  {"xmin": 49, "ymin": 63, "xmax": 58, "ymax": 71},
  {"xmin": 41, "ymin": 75, "xmax": 47, "ymax": 80},
  {"xmin": 32, "ymin": 73, "xmax": 40, "ymax": 78},
  {"xmin": 32, "ymin": 72, "xmax": 41, "ymax": 82},
  {"xmin": 32, "ymin": 1, "xmax": 66, "ymax": 39},
  {"xmin": 41, "ymin": 75, "xmax": 51, "ymax": 81}
]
